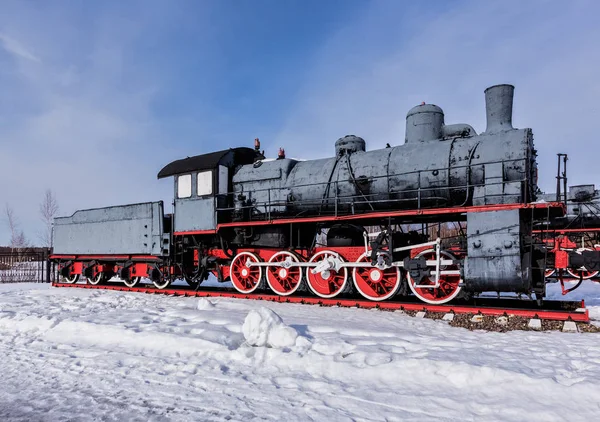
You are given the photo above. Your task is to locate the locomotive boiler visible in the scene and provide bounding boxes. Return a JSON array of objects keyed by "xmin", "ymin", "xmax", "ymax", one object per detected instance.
[
  {"xmin": 231, "ymin": 84, "xmax": 537, "ymax": 221},
  {"xmin": 51, "ymin": 83, "xmax": 561, "ymax": 305}
]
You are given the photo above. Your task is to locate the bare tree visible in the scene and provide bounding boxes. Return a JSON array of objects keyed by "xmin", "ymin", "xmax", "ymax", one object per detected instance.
[
  {"xmin": 5, "ymin": 203, "xmax": 17, "ymax": 245},
  {"xmin": 5, "ymin": 203, "xmax": 28, "ymax": 248},
  {"xmin": 39, "ymin": 189, "xmax": 59, "ymax": 248}
]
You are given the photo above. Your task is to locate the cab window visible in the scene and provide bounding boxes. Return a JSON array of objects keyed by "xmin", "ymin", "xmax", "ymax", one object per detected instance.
[
  {"xmin": 197, "ymin": 170, "xmax": 213, "ymax": 196},
  {"xmin": 177, "ymin": 174, "xmax": 192, "ymax": 198}
]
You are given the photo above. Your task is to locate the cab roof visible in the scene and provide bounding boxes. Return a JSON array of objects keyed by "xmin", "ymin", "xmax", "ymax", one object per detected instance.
[{"xmin": 157, "ymin": 147, "xmax": 262, "ymax": 179}]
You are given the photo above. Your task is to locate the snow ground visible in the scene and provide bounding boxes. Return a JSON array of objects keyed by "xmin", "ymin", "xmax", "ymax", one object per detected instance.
[{"xmin": 1, "ymin": 283, "xmax": 600, "ymax": 422}]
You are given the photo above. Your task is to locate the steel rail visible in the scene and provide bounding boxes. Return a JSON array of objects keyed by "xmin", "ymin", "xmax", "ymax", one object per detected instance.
[{"xmin": 51, "ymin": 282, "xmax": 590, "ymax": 323}]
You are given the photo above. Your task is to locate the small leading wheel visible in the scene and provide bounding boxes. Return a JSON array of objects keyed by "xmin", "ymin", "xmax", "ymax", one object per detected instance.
[
  {"xmin": 63, "ymin": 274, "xmax": 79, "ymax": 284},
  {"xmin": 352, "ymin": 251, "xmax": 401, "ymax": 301},
  {"xmin": 87, "ymin": 272, "xmax": 105, "ymax": 286},
  {"xmin": 230, "ymin": 251, "xmax": 264, "ymax": 294},
  {"xmin": 567, "ymin": 248, "xmax": 599, "ymax": 279},
  {"xmin": 266, "ymin": 251, "xmax": 304, "ymax": 296},
  {"xmin": 544, "ymin": 268, "xmax": 556, "ymax": 278},
  {"xmin": 407, "ymin": 249, "xmax": 462, "ymax": 305},
  {"xmin": 123, "ymin": 276, "xmax": 141, "ymax": 288},
  {"xmin": 306, "ymin": 250, "xmax": 350, "ymax": 298}
]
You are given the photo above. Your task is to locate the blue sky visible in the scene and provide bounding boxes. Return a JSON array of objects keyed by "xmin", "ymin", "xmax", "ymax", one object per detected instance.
[{"xmin": 1, "ymin": 0, "xmax": 599, "ymax": 244}]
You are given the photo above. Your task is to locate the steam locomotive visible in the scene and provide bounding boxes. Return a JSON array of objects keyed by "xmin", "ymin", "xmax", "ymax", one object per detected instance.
[{"xmin": 51, "ymin": 84, "xmax": 569, "ymax": 304}]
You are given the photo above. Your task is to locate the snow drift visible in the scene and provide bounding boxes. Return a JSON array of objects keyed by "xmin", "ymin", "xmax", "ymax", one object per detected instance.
[
  {"xmin": 242, "ymin": 307, "xmax": 299, "ymax": 348},
  {"xmin": 1, "ymin": 282, "xmax": 600, "ymax": 421}
]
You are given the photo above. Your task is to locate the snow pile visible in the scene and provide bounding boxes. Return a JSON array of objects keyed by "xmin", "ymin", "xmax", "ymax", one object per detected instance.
[
  {"xmin": 242, "ymin": 307, "xmax": 299, "ymax": 348},
  {"xmin": 196, "ymin": 298, "xmax": 215, "ymax": 310},
  {"xmin": 2, "ymin": 283, "xmax": 600, "ymax": 421}
]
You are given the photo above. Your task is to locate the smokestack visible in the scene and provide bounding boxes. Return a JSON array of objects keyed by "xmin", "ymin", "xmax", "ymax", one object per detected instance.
[{"xmin": 484, "ymin": 84, "xmax": 514, "ymax": 133}]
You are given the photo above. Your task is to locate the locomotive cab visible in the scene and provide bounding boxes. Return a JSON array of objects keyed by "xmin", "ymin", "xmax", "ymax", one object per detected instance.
[{"xmin": 157, "ymin": 147, "xmax": 263, "ymax": 233}]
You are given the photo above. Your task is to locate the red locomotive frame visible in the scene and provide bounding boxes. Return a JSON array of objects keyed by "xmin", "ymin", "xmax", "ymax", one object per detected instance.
[{"xmin": 51, "ymin": 201, "xmax": 565, "ymax": 304}]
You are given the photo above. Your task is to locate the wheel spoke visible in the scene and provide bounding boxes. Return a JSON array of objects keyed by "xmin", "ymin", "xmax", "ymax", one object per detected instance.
[
  {"xmin": 266, "ymin": 251, "xmax": 304, "ymax": 296},
  {"xmin": 230, "ymin": 252, "xmax": 263, "ymax": 294},
  {"xmin": 567, "ymin": 248, "xmax": 599, "ymax": 279},
  {"xmin": 352, "ymin": 251, "xmax": 400, "ymax": 301},
  {"xmin": 567, "ymin": 268, "xmax": 598, "ymax": 279},
  {"xmin": 305, "ymin": 251, "xmax": 349, "ymax": 298},
  {"xmin": 407, "ymin": 249, "xmax": 462, "ymax": 304}
]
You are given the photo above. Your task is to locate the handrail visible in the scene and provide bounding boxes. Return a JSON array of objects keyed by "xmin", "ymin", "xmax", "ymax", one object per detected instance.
[
  {"xmin": 217, "ymin": 179, "xmax": 526, "ymax": 216},
  {"xmin": 216, "ymin": 156, "xmax": 532, "ymax": 221},
  {"xmin": 232, "ymin": 156, "xmax": 523, "ymax": 197}
]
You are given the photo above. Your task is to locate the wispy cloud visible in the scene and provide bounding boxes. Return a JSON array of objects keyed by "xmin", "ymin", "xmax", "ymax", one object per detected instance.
[
  {"xmin": 0, "ymin": 0, "xmax": 248, "ymax": 244},
  {"xmin": 0, "ymin": 33, "xmax": 40, "ymax": 62},
  {"xmin": 273, "ymin": 0, "xmax": 600, "ymax": 194},
  {"xmin": 1, "ymin": 0, "xmax": 599, "ymax": 244},
  {"xmin": 0, "ymin": 3, "xmax": 179, "ymax": 243}
]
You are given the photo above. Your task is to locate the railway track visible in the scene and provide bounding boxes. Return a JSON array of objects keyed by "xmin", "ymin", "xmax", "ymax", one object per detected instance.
[{"xmin": 51, "ymin": 282, "xmax": 593, "ymax": 332}]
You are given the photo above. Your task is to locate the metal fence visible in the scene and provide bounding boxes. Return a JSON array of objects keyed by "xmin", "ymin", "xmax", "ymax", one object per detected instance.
[{"xmin": 0, "ymin": 249, "xmax": 51, "ymax": 283}]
